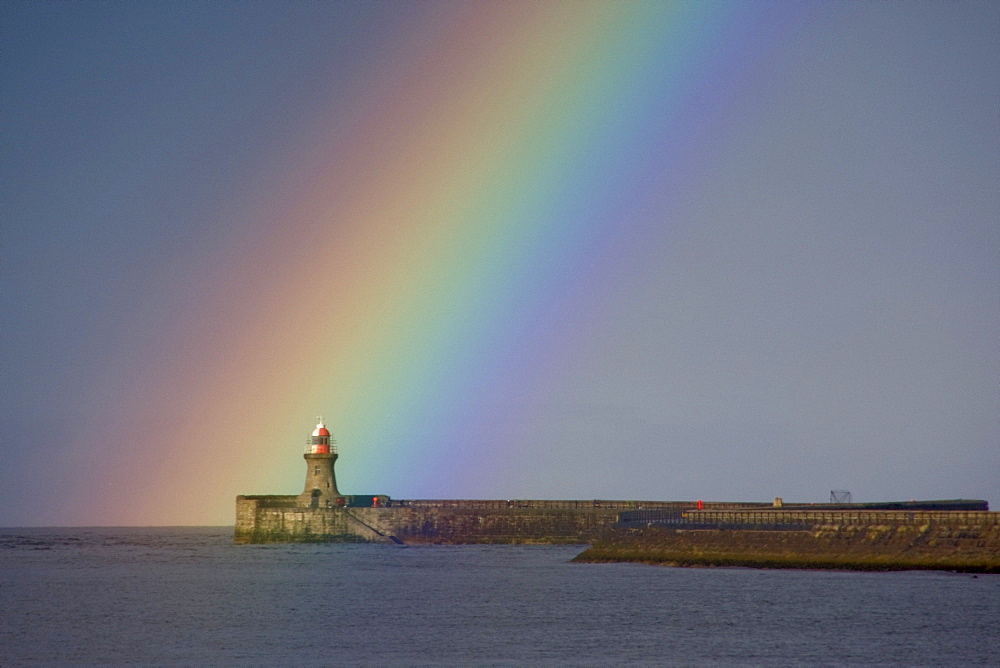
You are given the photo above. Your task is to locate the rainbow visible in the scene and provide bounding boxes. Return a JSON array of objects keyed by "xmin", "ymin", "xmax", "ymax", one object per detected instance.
[{"xmin": 72, "ymin": 1, "xmax": 820, "ymax": 525}]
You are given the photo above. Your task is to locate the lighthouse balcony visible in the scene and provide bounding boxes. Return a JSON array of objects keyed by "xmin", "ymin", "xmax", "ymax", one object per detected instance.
[{"xmin": 304, "ymin": 444, "xmax": 338, "ymax": 454}]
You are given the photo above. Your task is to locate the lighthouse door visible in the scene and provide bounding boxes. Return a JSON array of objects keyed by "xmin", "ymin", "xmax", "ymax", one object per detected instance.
[{"xmin": 310, "ymin": 489, "xmax": 321, "ymax": 509}]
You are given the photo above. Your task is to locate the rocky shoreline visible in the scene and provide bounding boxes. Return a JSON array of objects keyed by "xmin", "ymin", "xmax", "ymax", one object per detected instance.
[{"xmin": 573, "ymin": 522, "xmax": 1000, "ymax": 573}]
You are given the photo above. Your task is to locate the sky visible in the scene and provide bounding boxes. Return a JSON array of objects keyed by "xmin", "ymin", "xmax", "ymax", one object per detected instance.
[{"xmin": 2, "ymin": 1, "xmax": 997, "ymax": 527}]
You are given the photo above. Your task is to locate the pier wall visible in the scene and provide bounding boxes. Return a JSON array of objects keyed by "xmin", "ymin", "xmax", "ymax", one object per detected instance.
[
  {"xmin": 355, "ymin": 505, "xmax": 616, "ymax": 544},
  {"xmin": 234, "ymin": 497, "xmax": 763, "ymax": 544},
  {"xmin": 236, "ymin": 497, "xmax": 1000, "ymax": 572},
  {"xmin": 236, "ymin": 496, "xmax": 359, "ymax": 542}
]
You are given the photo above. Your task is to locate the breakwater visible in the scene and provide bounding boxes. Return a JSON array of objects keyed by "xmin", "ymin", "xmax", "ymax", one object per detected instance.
[
  {"xmin": 238, "ymin": 420, "xmax": 993, "ymax": 572},
  {"xmin": 234, "ymin": 497, "xmax": 765, "ymax": 544},
  {"xmin": 574, "ymin": 509, "xmax": 1000, "ymax": 573},
  {"xmin": 236, "ymin": 496, "xmax": 999, "ymax": 572}
]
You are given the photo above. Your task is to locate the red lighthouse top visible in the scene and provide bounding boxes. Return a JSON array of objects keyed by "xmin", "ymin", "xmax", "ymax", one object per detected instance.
[{"xmin": 308, "ymin": 418, "xmax": 333, "ymax": 453}]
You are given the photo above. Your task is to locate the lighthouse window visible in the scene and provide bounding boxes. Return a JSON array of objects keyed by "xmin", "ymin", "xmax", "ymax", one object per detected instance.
[{"xmin": 314, "ymin": 466, "xmax": 320, "ymax": 476}]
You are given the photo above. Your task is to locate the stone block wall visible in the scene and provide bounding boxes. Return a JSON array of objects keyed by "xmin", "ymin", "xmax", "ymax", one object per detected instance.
[
  {"xmin": 235, "ymin": 495, "xmax": 360, "ymax": 543},
  {"xmin": 352, "ymin": 506, "xmax": 622, "ymax": 544},
  {"xmin": 236, "ymin": 497, "xmax": 639, "ymax": 543},
  {"xmin": 236, "ymin": 497, "xmax": 782, "ymax": 544}
]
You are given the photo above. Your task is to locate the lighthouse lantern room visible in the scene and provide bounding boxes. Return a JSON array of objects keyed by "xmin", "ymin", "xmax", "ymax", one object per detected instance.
[{"xmin": 307, "ymin": 418, "xmax": 336, "ymax": 454}]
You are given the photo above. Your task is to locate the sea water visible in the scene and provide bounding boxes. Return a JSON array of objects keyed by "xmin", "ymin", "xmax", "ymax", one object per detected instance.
[{"xmin": 2, "ymin": 527, "xmax": 997, "ymax": 665}]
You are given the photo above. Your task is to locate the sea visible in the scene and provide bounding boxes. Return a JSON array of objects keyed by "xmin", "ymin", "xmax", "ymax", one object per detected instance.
[{"xmin": 1, "ymin": 527, "xmax": 997, "ymax": 666}]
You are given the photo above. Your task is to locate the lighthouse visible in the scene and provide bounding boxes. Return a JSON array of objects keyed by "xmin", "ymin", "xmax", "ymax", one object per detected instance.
[{"xmin": 299, "ymin": 418, "xmax": 341, "ymax": 508}]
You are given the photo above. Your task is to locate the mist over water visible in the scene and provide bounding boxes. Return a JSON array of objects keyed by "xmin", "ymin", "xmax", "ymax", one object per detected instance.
[{"xmin": 2, "ymin": 527, "xmax": 997, "ymax": 665}]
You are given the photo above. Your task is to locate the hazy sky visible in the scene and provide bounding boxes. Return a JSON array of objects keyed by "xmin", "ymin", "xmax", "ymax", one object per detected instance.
[{"xmin": 2, "ymin": 1, "xmax": 997, "ymax": 526}]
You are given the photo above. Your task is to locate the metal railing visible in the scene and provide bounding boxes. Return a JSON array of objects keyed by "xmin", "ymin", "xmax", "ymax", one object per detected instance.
[
  {"xmin": 303, "ymin": 445, "xmax": 339, "ymax": 454},
  {"xmin": 618, "ymin": 508, "xmax": 1000, "ymax": 528},
  {"xmin": 389, "ymin": 499, "xmax": 770, "ymax": 511}
]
